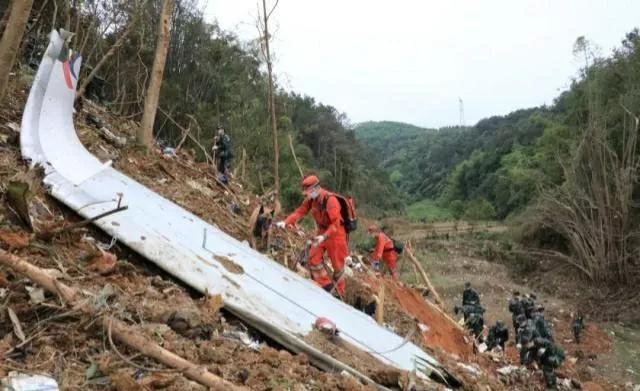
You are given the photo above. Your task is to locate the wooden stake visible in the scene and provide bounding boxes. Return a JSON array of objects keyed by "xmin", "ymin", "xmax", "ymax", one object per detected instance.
[
  {"xmin": 0, "ymin": 249, "xmax": 246, "ymax": 391},
  {"xmin": 375, "ymin": 283, "xmax": 385, "ymax": 325}
]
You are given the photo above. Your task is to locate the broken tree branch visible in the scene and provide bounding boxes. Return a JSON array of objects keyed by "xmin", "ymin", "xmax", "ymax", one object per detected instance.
[
  {"xmin": 0, "ymin": 249, "xmax": 245, "ymax": 390},
  {"xmin": 288, "ymin": 134, "xmax": 304, "ymax": 178},
  {"xmin": 375, "ymin": 283, "xmax": 385, "ymax": 325},
  {"xmin": 76, "ymin": 21, "xmax": 135, "ymax": 101},
  {"xmin": 404, "ymin": 243, "xmax": 442, "ymax": 307},
  {"xmin": 158, "ymin": 108, "xmax": 212, "ymax": 166},
  {"xmin": 405, "ymin": 243, "xmax": 465, "ymax": 333},
  {"xmin": 37, "ymin": 205, "xmax": 128, "ymax": 240}
]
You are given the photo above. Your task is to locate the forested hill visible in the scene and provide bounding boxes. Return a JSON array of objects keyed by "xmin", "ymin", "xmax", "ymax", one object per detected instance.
[
  {"xmin": 358, "ymin": 28, "xmax": 640, "ymax": 224},
  {"xmin": 356, "ymin": 109, "xmax": 561, "ymax": 219},
  {"xmin": 355, "ymin": 121, "xmax": 468, "ymax": 200}
]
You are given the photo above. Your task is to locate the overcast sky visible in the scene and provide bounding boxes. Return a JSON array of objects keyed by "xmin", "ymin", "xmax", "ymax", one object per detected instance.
[{"xmin": 202, "ymin": 1, "xmax": 640, "ymax": 128}]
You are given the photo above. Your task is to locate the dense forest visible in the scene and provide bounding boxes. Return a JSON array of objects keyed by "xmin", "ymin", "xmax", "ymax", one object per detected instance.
[
  {"xmin": 356, "ymin": 108, "xmax": 551, "ymax": 220},
  {"xmin": 1, "ymin": 0, "xmax": 401, "ymax": 213}
]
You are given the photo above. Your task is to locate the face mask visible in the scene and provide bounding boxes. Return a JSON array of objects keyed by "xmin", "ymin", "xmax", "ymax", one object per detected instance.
[{"xmin": 309, "ymin": 188, "xmax": 319, "ymax": 199}]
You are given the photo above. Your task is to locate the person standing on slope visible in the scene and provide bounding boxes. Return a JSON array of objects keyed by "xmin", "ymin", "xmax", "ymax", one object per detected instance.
[
  {"xmin": 212, "ymin": 126, "xmax": 232, "ymax": 182},
  {"xmin": 275, "ymin": 175, "xmax": 349, "ymax": 296},
  {"xmin": 367, "ymin": 224, "xmax": 398, "ymax": 279}
]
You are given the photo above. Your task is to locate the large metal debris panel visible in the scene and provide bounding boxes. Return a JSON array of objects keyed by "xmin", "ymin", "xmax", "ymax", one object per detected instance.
[{"xmin": 21, "ymin": 31, "xmax": 441, "ymax": 375}]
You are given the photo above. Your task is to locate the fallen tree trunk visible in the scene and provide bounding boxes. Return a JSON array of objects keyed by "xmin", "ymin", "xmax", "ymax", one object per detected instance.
[{"xmin": 0, "ymin": 249, "xmax": 246, "ymax": 391}]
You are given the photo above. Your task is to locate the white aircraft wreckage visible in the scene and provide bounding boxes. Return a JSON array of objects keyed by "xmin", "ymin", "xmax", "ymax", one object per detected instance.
[{"xmin": 21, "ymin": 30, "xmax": 458, "ymax": 389}]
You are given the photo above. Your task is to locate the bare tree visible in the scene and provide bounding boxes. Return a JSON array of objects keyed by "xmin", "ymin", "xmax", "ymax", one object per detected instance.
[
  {"xmin": 259, "ymin": 0, "xmax": 280, "ymax": 203},
  {"xmin": 76, "ymin": 19, "xmax": 135, "ymax": 101},
  {"xmin": 535, "ymin": 108, "xmax": 640, "ymax": 284},
  {"xmin": 0, "ymin": 0, "xmax": 35, "ymax": 103},
  {"xmin": 138, "ymin": 0, "xmax": 174, "ymax": 148}
]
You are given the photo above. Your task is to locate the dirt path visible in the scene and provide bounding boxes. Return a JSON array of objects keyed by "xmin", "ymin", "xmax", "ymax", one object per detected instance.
[{"xmin": 399, "ymin": 239, "xmax": 639, "ymax": 388}]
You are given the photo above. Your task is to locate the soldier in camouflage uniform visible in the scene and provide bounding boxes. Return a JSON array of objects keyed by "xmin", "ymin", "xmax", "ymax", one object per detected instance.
[
  {"xmin": 462, "ymin": 281, "xmax": 480, "ymax": 306},
  {"xmin": 455, "ymin": 303, "xmax": 485, "ymax": 340},
  {"xmin": 522, "ymin": 293, "xmax": 537, "ymax": 319},
  {"xmin": 532, "ymin": 305, "xmax": 554, "ymax": 342},
  {"xmin": 538, "ymin": 339, "xmax": 565, "ymax": 389},
  {"xmin": 486, "ymin": 320, "xmax": 509, "ymax": 351},
  {"xmin": 508, "ymin": 291, "xmax": 525, "ymax": 332},
  {"xmin": 572, "ymin": 314, "xmax": 584, "ymax": 344},
  {"xmin": 516, "ymin": 314, "xmax": 538, "ymax": 366}
]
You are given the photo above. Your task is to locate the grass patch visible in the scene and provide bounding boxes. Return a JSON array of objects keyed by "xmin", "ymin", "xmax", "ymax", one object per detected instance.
[
  {"xmin": 398, "ymin": 248, "xmax": 456, "ymax": 289},
  {"xmin": 406, "ymin": 199, "xmax": 454, "ymax": 222}
]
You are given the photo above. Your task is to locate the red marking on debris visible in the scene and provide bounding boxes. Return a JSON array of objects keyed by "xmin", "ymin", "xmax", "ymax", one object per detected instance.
[{"xmin": 62, "ymin": 61, "xmax": 73, "ymax": 89}]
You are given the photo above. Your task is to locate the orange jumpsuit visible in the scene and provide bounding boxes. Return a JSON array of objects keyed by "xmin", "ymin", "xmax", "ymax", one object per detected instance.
[
  {"xmin": 371, "ymin": 232, "xmax": 398, "ymax": 279},
  {"xmin": 284, "ymin": 189, "xmax": 347, "ymax": 295}
]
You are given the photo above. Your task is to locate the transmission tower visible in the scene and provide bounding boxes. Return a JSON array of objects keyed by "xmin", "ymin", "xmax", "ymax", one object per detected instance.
[{"xmin": 459, "ymin": 97, "xmax": 465, "ymax": 127}]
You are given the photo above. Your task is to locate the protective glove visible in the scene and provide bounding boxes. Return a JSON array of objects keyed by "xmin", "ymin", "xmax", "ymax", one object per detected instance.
[
  {"xmin": 312, "ymin": 235, "xmax": 326, "ymax": 246},
  {"xmin": 275, "ymin": 221, "xmax": 286, "ymax": 229},
  {"xmin": 212, "ymin": 145, "xmax": 219, "ymax": 150},
  {"xmin": 345, "ymin": 256, "xmax": 353, "ymax": 266},
  {"xmin": 371, "ymin": 260, "xmax": 381, "ymax": 270},
  {"xmin": 516, "ymin": 343, "xmax": 522, "ymax": 351}
]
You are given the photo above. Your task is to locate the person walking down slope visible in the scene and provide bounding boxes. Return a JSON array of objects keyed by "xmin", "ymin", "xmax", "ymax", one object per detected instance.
[
  {"xmin": 275, "ymin": 175, "xmax": 349, "ymax": 296},
  {"xmin": 532, "ymin": 305, "xmax": 554, "ymax": 342},
  {"xmin": 522, "ymin": 293, "xmax": 537, "ymax": 319},
  {"xmin": 463, "ymin": 282, "xmax": 480, "ymax": 306},
  {"xmin": 367, "ymin": 224, "xmax": 399, "ymax": 279},
  {"xmin": 572, "ymin": 314, "xmax": 585, "ymax": 344},
  {"xmin": 508, "ymin": 291, "xmax": 525, "ymax": 332},
  {"xmin": 212, "ymin": 126, "xmax": 232, "ymax": 183},
  {"xmin": 538, "ymin": 339, "xmax": 565, "ymax": 389}
]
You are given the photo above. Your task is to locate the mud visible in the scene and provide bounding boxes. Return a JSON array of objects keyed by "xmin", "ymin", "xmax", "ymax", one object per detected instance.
[{"xmin": 388, "ymin": 280, "xmax": 473, "ymax": 361}]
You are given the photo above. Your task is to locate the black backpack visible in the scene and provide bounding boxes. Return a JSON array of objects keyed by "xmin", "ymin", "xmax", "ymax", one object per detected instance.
[
  {"xmin": 392, "ymin": 239, "xmax": 404, "ymax": 254},
  {"xmin": 384, "ymin": 238, "xmax": 404, "ymax": 254},
  {"xmin": 321, "ymin": 193, "xmax": 358, "ymax": 233}
]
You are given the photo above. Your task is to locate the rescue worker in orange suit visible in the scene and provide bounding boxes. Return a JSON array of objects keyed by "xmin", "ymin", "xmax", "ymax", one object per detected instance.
[
  {"xmin": 368, "ymin": 224, "xmax": 398, "ymax": 279},
  {"xmin": 275, "ymin": 175, "xmax": 348, "ymax": 296}
]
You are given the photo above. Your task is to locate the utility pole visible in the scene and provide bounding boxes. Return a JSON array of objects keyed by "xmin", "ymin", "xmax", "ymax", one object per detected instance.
[{"xmin": 458, "ymin": 98, "xmax": 465, "ymax": 127}]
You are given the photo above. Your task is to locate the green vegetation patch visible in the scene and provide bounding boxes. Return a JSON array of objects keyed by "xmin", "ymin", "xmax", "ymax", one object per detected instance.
[{"xmin": 406, "ymin": 199, "xmax": 454, "ymax": 222}]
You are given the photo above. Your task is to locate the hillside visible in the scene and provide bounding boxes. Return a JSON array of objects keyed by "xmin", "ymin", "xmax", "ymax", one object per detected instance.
[
  {"xmin": 0, "ymin": 65, "xmax": 581, "ymax": 390},
  {"xmin": 1, "ymin": 1, "xmax": 640, "ymax": 389}
]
